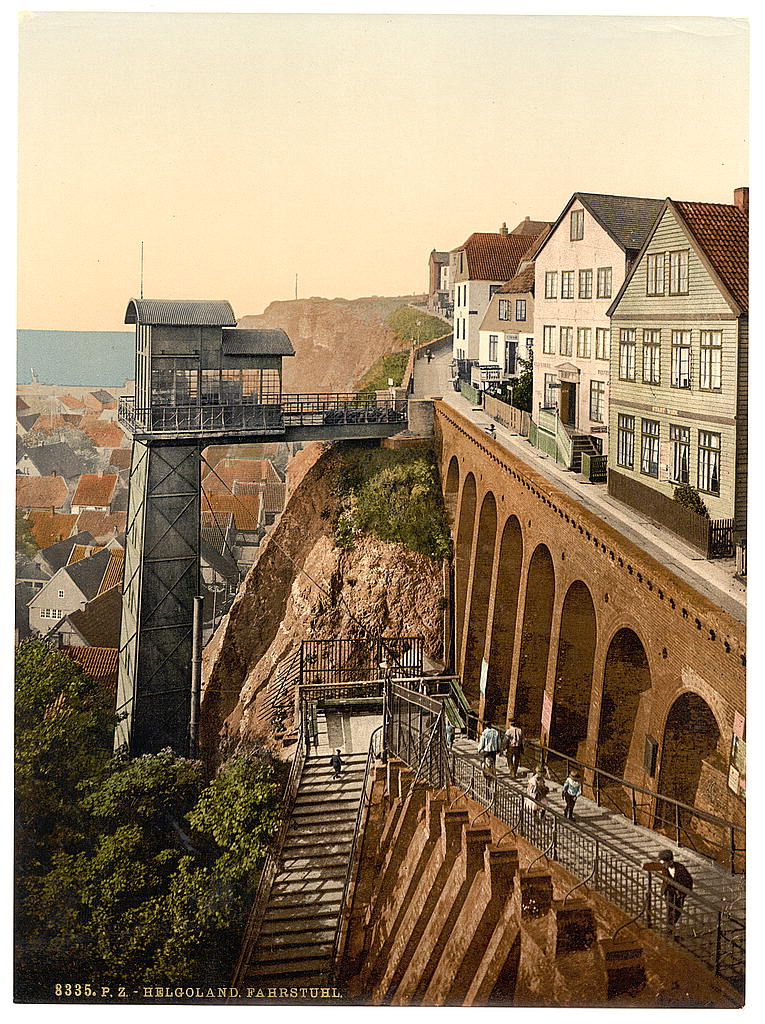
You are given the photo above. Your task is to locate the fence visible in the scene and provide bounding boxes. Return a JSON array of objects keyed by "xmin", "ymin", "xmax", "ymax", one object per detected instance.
[
  {"xmin": 483, "ymin": 393, "xmax": 531, "ymax": 436},
  {"xmin": 608, "ymin": 469, "xmax": 733, "ymax": 558},
  {"xmin": 459, "ymin": 379, "xmax": 482, "ymax": 405},
  {"xmin": 299, "ymin": 636, "xmax": 424, "ymax": 688},
  {"xmin": 581, "ymin": 451, "xmax": 608, "ymax": 483}
]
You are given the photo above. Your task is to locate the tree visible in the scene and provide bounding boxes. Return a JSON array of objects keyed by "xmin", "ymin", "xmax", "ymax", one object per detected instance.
[
  {"xmin": 513, "ymin": 352, "xmax": 533, "ymax": 413},
  {"xmin": 16, "ymin": 510, "xmax": 37, "ymax": 557}
]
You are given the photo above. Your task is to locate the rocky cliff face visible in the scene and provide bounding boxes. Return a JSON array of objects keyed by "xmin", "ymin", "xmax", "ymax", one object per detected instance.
[
  {"xmin": 238, "ymin": 295, "xmax": 425, "ymax": 393},
  {"xmin": 201, "ymin": 442, "xmax": 444, "ymax": 761}
]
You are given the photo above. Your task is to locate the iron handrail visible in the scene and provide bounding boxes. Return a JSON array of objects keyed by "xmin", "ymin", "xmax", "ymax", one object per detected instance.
[
  {"xmin": 230, "ymin": 721, "xmax": 308, "ymax": 989},
  {"xmin": 331, "ymin": 726, "xmax": 383, "ymax": 982}
]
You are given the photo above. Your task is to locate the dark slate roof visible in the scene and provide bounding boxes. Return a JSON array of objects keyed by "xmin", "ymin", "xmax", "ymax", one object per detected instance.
[
  {"xmin": 90, "ymin": 389, "xmax": 115, "ymax": 403},
  {"xmin": 673, "ymin": 200, "xmax": 748, "ymax": 312},
  {"xmin": 430, "ymin": 250, "xmax": 450, "ymax": 264},
  {"xmin": 17, "ymin": 414, "xmax": 39, "ymax": 432},
  {"xmin": 66, "ymin": 586, "xmax": 122, "ymax": 648},
  {"xmin": 222, "ymin": 328, "xmax": 295, "ymax": 357},
  {"xmin": 201, "ymin": 539, "xmax": 241, "ymax": 584},
  {"xmin": 37, "ymin": 531, "xmax": 98, "ymax": 574},
  {"xmin": 20, "ymin": 441, "xmax": 82, "ymax": 480},
  {"xmin": 124, "ymin": 298, "xmax": 236, "ymax": 326},
  {"xmin": 63, "ymin": 547, "xmax": 112, "ymax": 601},
  {"xmin": 16, "ymin": 555, "xmax": 50, "ymax": 585},
  {"xmin": 576, "ymin": 193, "xmax": 664, "ymax": 251}
]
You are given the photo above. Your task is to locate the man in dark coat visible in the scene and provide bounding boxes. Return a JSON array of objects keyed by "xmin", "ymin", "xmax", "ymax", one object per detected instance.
[
  {"xmin": 642, "ymin": 849, "xmax": 693, "ymax": 931},
  {"xmin": 330, "ymin": 749, "xmax": 344, "ymax": 780}
]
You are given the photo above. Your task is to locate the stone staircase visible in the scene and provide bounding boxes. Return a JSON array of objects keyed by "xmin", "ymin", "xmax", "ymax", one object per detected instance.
[
  {"xmin": 241, "ymin": 750, "xmax": 368, "ymax": 989},
  {"xmin": 569, "ymin": 432, "xmax": 601, "ymax": 473}
]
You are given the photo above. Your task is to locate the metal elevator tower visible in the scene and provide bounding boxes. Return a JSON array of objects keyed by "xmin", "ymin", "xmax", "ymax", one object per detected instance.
[{"xmin": 116, "ymin": 298, "xmax": 410, "ymax": 756}]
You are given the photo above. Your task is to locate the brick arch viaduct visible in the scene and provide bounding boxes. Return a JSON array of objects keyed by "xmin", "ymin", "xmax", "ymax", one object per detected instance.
[{"xmin": 435, "ymin": 403, "xmax": 746, "ymax": 828}]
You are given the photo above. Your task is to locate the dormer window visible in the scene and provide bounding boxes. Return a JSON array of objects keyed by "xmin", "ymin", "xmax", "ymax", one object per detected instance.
[{"xmin": 570, "ymin": 209, "xmax": 584, "ymax": 241}]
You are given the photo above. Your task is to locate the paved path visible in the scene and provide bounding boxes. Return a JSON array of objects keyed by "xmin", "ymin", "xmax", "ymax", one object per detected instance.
[
  {"xmin": 411, "ymin": 349, "xmax": 746, "ymax": 623},
  {"xmin": 450, "ymin": 731, "xmax": 745, "ymax": 918}
]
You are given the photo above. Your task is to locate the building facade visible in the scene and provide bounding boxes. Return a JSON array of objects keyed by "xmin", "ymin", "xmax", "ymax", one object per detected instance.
[
  {"xmin": 607, "ymin": 189, "xmax": 748, "ymax": 542},
  {"xmin": 476, "ymin": 264, "xmax": 535, "ymax": 390},
  {"xmin": 532, "ymin": 193, "xmax": 663, "ymax": 455}
]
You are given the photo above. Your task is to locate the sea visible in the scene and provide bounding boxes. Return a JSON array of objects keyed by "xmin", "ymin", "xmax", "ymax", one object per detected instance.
[{"xmin": 17, "ymin": 330, "xmax": 134, "ymax": 386}]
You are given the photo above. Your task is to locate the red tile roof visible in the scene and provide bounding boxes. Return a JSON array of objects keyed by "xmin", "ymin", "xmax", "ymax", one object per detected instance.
[
  {"xmin": 29, "ymin": 413, "xmax": 82, "ymax": 434},
  {"xmin": 673, "ymin": 200, "xmax": 748, "ymax": 312},
  {"xmin": 61, "ymin": 645, "xmax": 119, "ymax": 695},
  {"xmin": 58, "ymin": 394, "xmax": 85, "ymax": 410},
  {"xmin": 97, "ymin": 548, "xmax": 125, "ymax": 595},
  {"xmin": 79, "ymin": 420, "xmax": 125, "ymax": 448},
  {"xmin": 27, "ymin": 510, "xmax": 78, "ymax": 549},
  {"xmin": 109, "ymin": 448, "xmax": 132, "ymax": 470},
  {"xmin": 74, "ymin": 510, "xmax": 127, "ymax": 542},
  {"xmin": 72, "ymin": 473, "xmax": 119, "ymax": 509},
  {"xmin": 17, "ymin": 396, "xmax": 29, "ymax": 412},
  {"xmin": 16, "ymin": 474, "xmax": 68, "ymax": 511},
  {"xmin": 202, "ymin": 493, "xmax": 261, "ymax": 531},
  {"xmin": 202, "ymin": 457, "xmax": 280, "ymax": 493},
  {"xmin": 67, "ymin": 543, "xmax": 107, "ymax": 565},
  {"xmin": 498, "ymin": 264, "xmax": 536, "ymax": 295},
  {"xmin": 454, "ymin": 232, "xmax": 542, "ymax": 281}
]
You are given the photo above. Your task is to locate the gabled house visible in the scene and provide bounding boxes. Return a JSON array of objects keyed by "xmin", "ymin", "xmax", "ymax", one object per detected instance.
[
  {"xmin": 35, "ymin": 530, "xmax": 98, "ymax": 577},
  {"xmin": 16, "ymin": 474, "xmax": 69, "ymax": 513},
  {"xmin": 531, "ymin": 191, "xmax": 664, "ymax": 468},
  {"xmin": 52, "ymin": 586, "xmax": 123, "ymax": 649},
  {"xmin": 27, "ymin": 546, "xmax": 111, "ymax": 635},
  {"xmin": 78, "ymin": 418, "xmax": 126, "ymax": 449},
  {"xmin": 477, "ymin": 263, "xmax": 536, "ymax": 389},
  {"xmin": 451, "ymin": 220, "xmax": 549, "ymax": 367},
  {"xmin": 606, "ymin": 187, "xmax": 748, "ymax": 554},
  {"xmin": 73, "ymin": 509, "xmax": 127, "ymax": 544},
  {"xmin": 427, "ymin": 250, "xmax": 452, "ymax": 320},
  {"xmin": 16, "ymin": 440, "xmax": 82, "ymax": 481},
  {"xmin": 71, "ymin": 473, "xmax": 119, "ymax": 514}
]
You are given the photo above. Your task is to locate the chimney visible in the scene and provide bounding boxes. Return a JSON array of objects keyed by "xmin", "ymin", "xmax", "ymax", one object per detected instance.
[
  {"xmin": 499, "ymin": 222, "xmax": 509, "ymax": 236},
  {"xmin": 734, "ymin": 187, "xmax": 748, "ymax": 215}
]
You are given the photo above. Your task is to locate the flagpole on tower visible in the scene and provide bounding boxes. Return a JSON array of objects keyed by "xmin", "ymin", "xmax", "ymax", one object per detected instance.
[{"xmin": 140, "ymin": 241, "xmax": 144, "ymax": 299}]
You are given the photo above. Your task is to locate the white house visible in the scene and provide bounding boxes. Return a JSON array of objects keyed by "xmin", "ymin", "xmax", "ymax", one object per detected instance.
[{"xmin": 476, "ymin": 264, "xmax": 536, "ymax": 389}]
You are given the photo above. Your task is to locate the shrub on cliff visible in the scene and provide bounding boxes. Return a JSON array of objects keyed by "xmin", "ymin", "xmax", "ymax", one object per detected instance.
[{"xmin": 333, "ymin": 447, "xmax": 451, "ymax": 561}]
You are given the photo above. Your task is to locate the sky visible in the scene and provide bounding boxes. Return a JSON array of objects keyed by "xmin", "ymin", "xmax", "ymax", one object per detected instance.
[{"xmin": 17, "ymin": 11, "xmax": 749, "ymax": 331}]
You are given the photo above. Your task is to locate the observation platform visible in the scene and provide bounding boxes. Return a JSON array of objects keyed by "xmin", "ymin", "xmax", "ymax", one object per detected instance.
[{"xmin": 118, "ymin": 393, "xmax": 408, "ymax": 446}]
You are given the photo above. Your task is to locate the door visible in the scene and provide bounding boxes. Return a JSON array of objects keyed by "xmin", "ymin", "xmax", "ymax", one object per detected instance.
[{"xmin": 560, "ymin": 382, "xmax": 577, "ymax": 426}]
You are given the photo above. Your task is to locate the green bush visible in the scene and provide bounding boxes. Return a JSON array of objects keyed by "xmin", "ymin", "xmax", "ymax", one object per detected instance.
[
  {"xmin": 332, "ymin": 447, "xmax": 451, "ymax": 561},
  {"xmin": 673, "ymin": 484, "xmax": 709, "ymax": 518}
]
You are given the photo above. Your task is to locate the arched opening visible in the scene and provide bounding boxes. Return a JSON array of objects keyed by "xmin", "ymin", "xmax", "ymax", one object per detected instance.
[
  {"xmin": 444, "ymin": 456, "xmax": 460, "ymax": 525},
  {"xmin": 597, "ymin": 628, "xmax": 652, "ymax": 779},
  {"xmin": 453, "ymin": 474, "xmax": 476, "ymax": 669},
  {"xmin": 658, "ymin": 692, "xmax": 722, "ymax": 813},
  {"xmin": 513, "ymin": 544, "xmax": 555, "ymax": 739},
  {"xmin": 483, "ymin": 515, "xmax": 523, "ymax": 728},
  {"xmin": 550, "ymin": 581, "xmax": 596, "ymax": 758},
  {"xmin": 461, "ymin": 492, "xmax": 497, "ymax": 707}
]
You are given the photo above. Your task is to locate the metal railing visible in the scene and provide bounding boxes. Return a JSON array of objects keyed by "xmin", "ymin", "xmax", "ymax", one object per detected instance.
[
  {"xmin": 230, "ymin": 716, "xmax": 308, "ymax": 989},
  {"xmin": 331, "ymin": 726, "xmax": 383, "ymax": 980},
  {"xmin": 299, "ymin": 636, "xmax": 424, "ymax": 688},
  {"xmin": 281, "ymin": 393, "xmax": 408, "ymax": 428},
  {"xmin": 381, "ymin": 685, "xmax": 743, "ymax": 990},
  {"xmin": 524, "ymin": 739, "xmax": 745, "ymax": 875}
]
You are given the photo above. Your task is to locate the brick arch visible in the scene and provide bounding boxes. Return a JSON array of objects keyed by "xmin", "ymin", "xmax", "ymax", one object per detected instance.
[
  {"xmin": 513, "ymin": 543, "xmax": 555, "ymax": 738},
  {"xmin": 454, "ymin": 473, "xmax": 477, "ymax": 664},
  {"xmin": 657, "ymin": 691, "xmax": 724, "ymax": 816},
  {"xmin": 483, "ymin": 513, "xmax": 524, "ymax": 729},
  {"xmin": 461, "ymin": 491, "xmax": 498, "ymax": 707},
  {"xmin": 444, "ymin": 455, "xmax": 460, "ymax": 525},
  {"xmin": 550, "ymin": 580, "xmax": 597, "ymax": 759},
  {"xmin": 596, "ymin": 627, "xmax": 652, "ymax": 779}
]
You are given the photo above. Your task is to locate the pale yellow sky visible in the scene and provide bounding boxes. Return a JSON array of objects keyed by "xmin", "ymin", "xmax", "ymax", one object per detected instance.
[{"xmin": 17, "ymin": 12, "xmax": 748, "ymax": 331}]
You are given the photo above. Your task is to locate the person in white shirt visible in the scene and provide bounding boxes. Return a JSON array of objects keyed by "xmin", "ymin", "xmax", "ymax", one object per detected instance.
[
  {"xmin": 477, "ymin": 721, "xmax": 502, "ymax": 775},
  {"xmin": 503, "ymin": 719, "xmax": 524, "ymax": 777}
]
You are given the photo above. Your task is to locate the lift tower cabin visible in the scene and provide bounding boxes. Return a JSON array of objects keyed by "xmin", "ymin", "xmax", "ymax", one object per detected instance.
[{"xmin": 116, "ymin": 298, "xmax": 409, "ymax": 755}]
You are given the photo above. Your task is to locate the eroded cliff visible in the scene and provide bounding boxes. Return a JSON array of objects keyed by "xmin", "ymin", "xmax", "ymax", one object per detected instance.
[{"xmin": 201, "ymin": 441, "xmax": 444, "ymax": 761}]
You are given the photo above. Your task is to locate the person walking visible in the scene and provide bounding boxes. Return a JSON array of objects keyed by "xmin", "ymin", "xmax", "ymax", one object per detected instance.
[
  {"xmin": 426, "ymin": 348, "xmax": 432, "ymax": 363},
  {"xmin": 503, "ymin": 719, "xmax": 524, "ymax": 777},
  {"xmin": 525, "ymin": 767, "xmax": 550, "ymax": 818},
  {"xmin": 642, "ymin": 850, "xmax": 694, "ymax": 933},
  {"xmin": 562, "ymin": 769, "xmax": 582, "ymax": 819},
  {"xmin": 478, "ymin": 721, "xmax": 502, "ymax": 777},
  {"xmin": 446, "ymin": 722, "xmax": 456, "ymax": 750},
  {"xmin": 330, "ymin": 748, "xmax": 344, "ymax": 780}
]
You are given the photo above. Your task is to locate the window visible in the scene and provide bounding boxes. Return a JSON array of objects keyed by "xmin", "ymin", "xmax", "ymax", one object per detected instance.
[
  {"xmin": 646, "ymin": 253, "xmax": 665, "ymax": 296},
  {"xmin": 590, "ymin": 380, "xmax": 605, "ymax": 422},
  {"xmin": 488, "ymin": 335, "xmax": 498, "ymax": 362},
  {"xmin": 619, "ymin": 329, "xmax": 636, "ymax": 380},
  {"xmin": 561, "ymin": 271, "xmax": 574, "ymax": 299},
  {"xmin": 577, "ymin": 327, "xmax": 592, "ymax": 358},
  {"xmin": 671, "ymin": 330, "xmax": 692, "ymax": 388},
  {"xmin": 597, "ymin": 267, "xmax": 613, "ymax": 299},
  {"xmin": 698, "ymin": 430, "xmax": 721, "ymax": 495},
  {"xmin": 57, "ymin": 589, "xmax": 65, "ymax": 599},
  {"xmin": 559, "ymin": 327, "xmax": 573, "ymax": 356},
  {"xmin": 201, "ymin": 369, "xmax": 221, "ymax": 405},
  {"xmin": 578, "ymin": 269, "xmax": 593, "ymax": 299},
  {"xmin": 489, "ymin": 284, "xmax": 501, "ymax": 299},
  {"xmin": 640, "ymin": 419, "xmax": 660, "ymax": 477},
  {"xmin": 498, "ymin": 299, "xmax": 510, "ymax": 321},
  {"xmin": 617, "ymin": 414, "xmax": 635, "ymax": 468},
  {"xmin": 544, "ymin": 272, "xmax": 557, "ymax": 299},
  {"xmin": 515, "ymin": 299, "xmax": 527, "ymax": 322},
  {"xmin": 595, "ymin": 328, "xmax": 610, "ymax": 361},
  {"xmin": 700, "ymin": 331, "xmax": 722, "ymax": 390},
  {"xmin": 544, "ymin": 373, "xmax": 558, "ymax": 408},
  {"xmin": 570, "ymin": 209, "xmax": 584, "ymax": 240},
  {"xmin": 542, "ymin": 325, "xmax": 555, "ymax": 354},
  {"xmin": 40, "ymin": 608, "xmax": 64, "ymax": 620},
  {"xmin": 642, "ymin": 329, "xmax": 661, "ymax": 384},
  {"xmin": 670, "ymin": 424, "xmax": 690, "ymax": 484},
  {"xmin": 151, "ymin": 365, "xmax": 199, "ymax": 407},
  {"xmin": 669, "ymin": 250, "xmax": 689, "ymax": 295}
]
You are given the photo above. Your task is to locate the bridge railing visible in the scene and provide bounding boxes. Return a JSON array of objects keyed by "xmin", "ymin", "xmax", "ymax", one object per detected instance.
[{"xmin": 281, "ymin": 393, "xmax": 408, "ymax": 428}]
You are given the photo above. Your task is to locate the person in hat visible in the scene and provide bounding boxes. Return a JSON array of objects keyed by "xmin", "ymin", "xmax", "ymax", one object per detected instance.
[
  {"xmin": 642, "ymin": 849, "xmax": 694, "ymax": 932},
  {"xmin": 503, "ymin": 718, "xmax": 524, "ymax": 778},
  {"xmin": 330, "ymin": 748, "xmax": 344, "ymax": 780},
  {"xmin": 525, "ymin": 766, "xmax": 550, "ymax": 818},
  {"xmin": 562, "ymin": 769, "xmax": 582, "ymax": 819}
]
